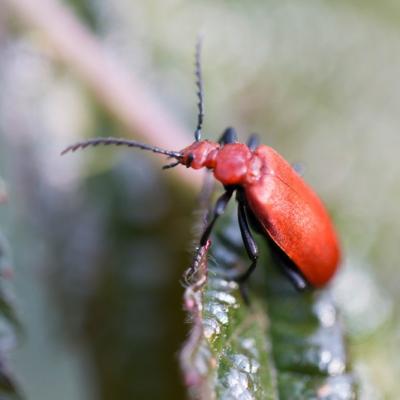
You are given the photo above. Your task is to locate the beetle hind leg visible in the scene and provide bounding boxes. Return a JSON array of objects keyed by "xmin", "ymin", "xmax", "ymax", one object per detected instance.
[
  {"xmin": 277, "ymin": 261, "xmax": 308, "ymax": 291},
  {"xmin": 267, "ymin": 239, "xmax": 309, "ymax": 291}
]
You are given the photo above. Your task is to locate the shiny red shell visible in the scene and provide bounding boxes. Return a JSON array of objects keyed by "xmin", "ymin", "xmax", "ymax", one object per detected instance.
[
  {"xmin": 180, "ymin": 141, "xmax": 341, "ymax": 287},
  {"xmin": 243, "ymin": 146, "xmax": 340, "ymax": 287}
]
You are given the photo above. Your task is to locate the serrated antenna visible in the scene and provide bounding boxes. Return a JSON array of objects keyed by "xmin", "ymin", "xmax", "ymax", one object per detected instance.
[
  {"xmin": 61, "ymin": 137, "xmax": 182, "ymax": 159},
  {"xmin": 194, "ymin": 37, "xmax": 204, "ymax": 142}
]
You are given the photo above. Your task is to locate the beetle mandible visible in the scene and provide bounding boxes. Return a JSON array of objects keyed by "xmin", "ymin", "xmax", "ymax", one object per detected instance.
[{"xmin": 62, "ymin": 40, "xmax": 341, "ymax": 290}]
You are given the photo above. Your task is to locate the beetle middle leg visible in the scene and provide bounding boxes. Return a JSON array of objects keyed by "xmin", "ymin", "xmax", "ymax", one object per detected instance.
[
  {"xmin": 238, "ymin": 197, "xmax": 308, "ymax": 290},
  {"xmin": 233, "ymin": 199, "xmax": 259, "ymax": 283}
]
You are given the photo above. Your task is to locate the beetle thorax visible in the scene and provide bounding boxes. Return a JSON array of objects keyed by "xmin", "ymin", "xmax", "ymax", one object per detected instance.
[{"xmin": 213, "ymin": 144, "xmax": 252, "ymax": 186}]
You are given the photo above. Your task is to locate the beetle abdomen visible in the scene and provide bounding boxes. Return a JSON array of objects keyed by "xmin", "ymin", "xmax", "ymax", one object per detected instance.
[{"xmin": 244, "ymin": 146, "xmax": 341, "ymax": 287}]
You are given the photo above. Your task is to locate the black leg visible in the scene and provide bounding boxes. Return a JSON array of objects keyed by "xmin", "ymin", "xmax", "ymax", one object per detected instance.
[
  {"xmin": 267, "ymin": 239, "xmax": 309, "ymax": 290},
  {"xmin": 200, "ymin": 189, "xmax": 234, "ymax": 246},
  {"xmin": 234, "ymin": 201, "xmax": 259, "ymax": 283},
  {"xmin": 219, "ymin": 127, "xmax": 238, "ymax": 145},
  {"xmin": 239, "ymin": 284, "xmax": 251, "ymax": 306},
  {"xmin": 279, "ymin": 263, "xmax": 308, "ymax": 290},
  {"xmin": 291, "ymin": 162, "xmax": 304, "ymax": 176},
  {"xmin": 247, "ymin": 133, "xmax": 260, "ymax": 151}
]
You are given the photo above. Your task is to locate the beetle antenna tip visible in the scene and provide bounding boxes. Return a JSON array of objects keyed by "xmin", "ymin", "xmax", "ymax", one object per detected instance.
[{"xmin": 194, "ymin": 36, "xmax": 204, "ymax": 142}]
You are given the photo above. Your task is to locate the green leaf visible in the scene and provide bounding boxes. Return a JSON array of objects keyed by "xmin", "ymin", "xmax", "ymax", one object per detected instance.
[{"xmin": 181, "ymin": 208, "xmax": 357, "ymax": 400}]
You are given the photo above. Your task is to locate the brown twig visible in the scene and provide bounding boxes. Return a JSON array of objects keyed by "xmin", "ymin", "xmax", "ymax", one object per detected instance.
[{"xmin": 4, "ymin": 0, "xmax": 202, "ymax": 188}]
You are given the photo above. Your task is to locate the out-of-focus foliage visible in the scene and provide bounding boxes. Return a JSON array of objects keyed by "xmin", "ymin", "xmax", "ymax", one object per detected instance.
[
  {"xmin": 181, "ymin": 209, "xmax": 357, "ymax": 399},
  {"xmin": 0, "ymin": 0, "xmax": 399, "ymax": 399},
  {"xmin": 48, "ymin": 154, "xmax": 193, "ymax": 399}
]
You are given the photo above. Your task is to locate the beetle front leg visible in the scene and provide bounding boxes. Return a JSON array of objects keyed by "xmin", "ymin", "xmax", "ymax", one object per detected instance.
[
  {"xmin": 186, "ymin": 189, "xmax": 234, "ymax": 286},
  {"xmin": 199, "ymin": 189, "xmax": 234, "ymax": 246},
  {"xmin": 234, "ymin": 201, "xmax": 259, "ymax": 283}
]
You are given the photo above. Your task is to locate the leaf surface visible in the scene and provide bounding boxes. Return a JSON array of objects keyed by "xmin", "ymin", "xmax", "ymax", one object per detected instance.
[{"xmin": 181, "ymin": 209, "xmax": 357, "ymax": 400}]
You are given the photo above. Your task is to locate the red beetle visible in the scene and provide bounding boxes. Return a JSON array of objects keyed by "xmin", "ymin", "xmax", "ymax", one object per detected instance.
[{"xmin": 62, "ymin": 42, "xmax": 340, "ymax": 290}]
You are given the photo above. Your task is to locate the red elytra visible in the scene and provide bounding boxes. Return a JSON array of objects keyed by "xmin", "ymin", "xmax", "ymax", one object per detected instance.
[{"xmin": 179, "ymin": 140, "xmax": 340, "ymax": 287}]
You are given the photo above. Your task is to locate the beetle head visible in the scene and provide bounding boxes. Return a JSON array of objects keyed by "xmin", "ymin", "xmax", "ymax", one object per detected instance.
[{"xmin": 179, "ymin": 140, "xmax": 220, "ymax": 169}]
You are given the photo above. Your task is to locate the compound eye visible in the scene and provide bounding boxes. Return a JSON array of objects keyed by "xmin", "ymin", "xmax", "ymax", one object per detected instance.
[{"xmin": 186, "ymin": 153, "xmax": 194, "ymax": 168}]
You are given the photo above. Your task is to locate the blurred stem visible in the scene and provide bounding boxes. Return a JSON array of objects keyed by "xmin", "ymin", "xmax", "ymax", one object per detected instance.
[{"xmin": 3, "ymin": 0, "xmax": 201, "ymax": 189}]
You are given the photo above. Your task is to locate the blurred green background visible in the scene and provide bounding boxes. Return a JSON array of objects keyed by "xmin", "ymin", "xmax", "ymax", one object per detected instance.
[{"xmin": 0, "ymin": 0, "xmax": 399, "ymax": 399}]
